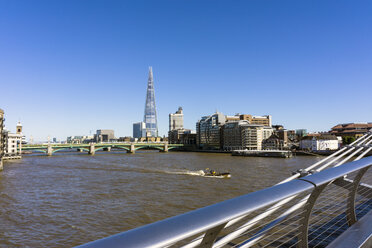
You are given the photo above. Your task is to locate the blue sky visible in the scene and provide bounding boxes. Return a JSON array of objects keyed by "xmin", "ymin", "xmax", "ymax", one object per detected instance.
[{"xmin": 0, "ymin": 0, "xmax": 371, "ymax": 141}]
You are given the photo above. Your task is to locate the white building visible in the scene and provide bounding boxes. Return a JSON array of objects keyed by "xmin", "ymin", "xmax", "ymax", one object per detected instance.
[
  {"xmin": 2, "ymin": 121, "xmax": 25, "ymax": 159},
  {"xmin": 3, "ymin": 130, "xmax": 22, "ymax": 158},
  {"xmin": 300, "ymin": 135, "xmax": 339, "ymax": 151}
]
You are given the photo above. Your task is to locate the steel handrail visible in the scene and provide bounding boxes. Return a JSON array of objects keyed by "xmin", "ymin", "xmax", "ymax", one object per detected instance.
[{"xmin": 77, "ymin": 156, "xmax": 372, "ymax": 248}]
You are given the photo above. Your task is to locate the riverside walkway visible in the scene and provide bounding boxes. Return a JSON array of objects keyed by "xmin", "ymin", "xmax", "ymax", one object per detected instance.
[
  {"xmin": 77, "ymin": 131, "xmax": 372, "ymax": 248},
  {"xmin": 22, "ymin": 142, "xmax": 185, "ymax": 155}
]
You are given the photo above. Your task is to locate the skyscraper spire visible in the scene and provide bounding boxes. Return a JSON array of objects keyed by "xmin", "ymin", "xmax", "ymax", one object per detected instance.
[{"xmin": 143, "ymin": 66, "xmax": 158, "ymax": 137}]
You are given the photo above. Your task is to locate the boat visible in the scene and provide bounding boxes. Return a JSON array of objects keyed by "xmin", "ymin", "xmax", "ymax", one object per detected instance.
[{"xmin": 202, "ymin": 169, "xmax": 231, "ymax": 178}]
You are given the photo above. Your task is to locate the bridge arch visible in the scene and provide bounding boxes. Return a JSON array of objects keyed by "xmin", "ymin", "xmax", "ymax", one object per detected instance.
[
  {"xmin": 52, "ymin": 147, "xmax": 78, "ymax": 154},
  {"xmin": 112, "ymin": 145, "xmax": 130, "ymax": 151},
  {"xmin": 31, "ymin": 149, "xmax": 47, "ymax": 154},
  {"xmin": 94, "ymin": 146, "xmax": 111, "ymax": 152},
  {"xmin": 134, "ymin": 146, "xmax": 163, "ymax": 151}
]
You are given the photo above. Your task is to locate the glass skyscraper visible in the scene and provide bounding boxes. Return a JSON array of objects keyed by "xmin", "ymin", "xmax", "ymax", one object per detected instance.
[{"xmin": 143, "ymin": 66, "xmax": 158, "ymax": 137}]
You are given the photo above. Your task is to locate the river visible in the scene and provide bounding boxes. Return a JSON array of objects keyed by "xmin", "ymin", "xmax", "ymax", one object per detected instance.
[{"xmin": 0, "ymin": 151, "xmax": 321, "ymax": 247}]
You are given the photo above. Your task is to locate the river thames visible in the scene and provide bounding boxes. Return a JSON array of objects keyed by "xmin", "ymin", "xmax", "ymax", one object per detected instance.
[{"xmin": 0, "ymin": 151, "xmax": 322, "ymax": 247}]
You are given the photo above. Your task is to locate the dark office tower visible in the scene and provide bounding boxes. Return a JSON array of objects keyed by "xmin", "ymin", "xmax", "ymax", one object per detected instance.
[{"xmin": 143, "ymin": 66, "xmax": 158, "ymax": 137}]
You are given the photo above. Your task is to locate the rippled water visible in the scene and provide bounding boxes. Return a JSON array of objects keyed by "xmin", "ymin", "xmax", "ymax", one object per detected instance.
[{"xmin": 0, "ymin": 151, "xmax": 321, "ymax": 247}]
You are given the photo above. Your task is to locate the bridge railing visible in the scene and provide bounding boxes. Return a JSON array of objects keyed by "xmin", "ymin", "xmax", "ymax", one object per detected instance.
[{"xmin": 77, "ymin": 155, "xmax": 372, "ymax": 248}]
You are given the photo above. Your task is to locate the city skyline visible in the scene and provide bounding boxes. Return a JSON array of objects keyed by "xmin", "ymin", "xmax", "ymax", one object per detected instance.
[{"xmin": 1, "ymin": 1, "xmax": 371, "ymax": 141}]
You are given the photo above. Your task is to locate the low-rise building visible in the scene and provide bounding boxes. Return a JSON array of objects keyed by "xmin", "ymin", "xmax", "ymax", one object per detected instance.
[
  {"xmin": 2, "ymin": 129, "xmax": 22, "ymax": 158},
  {"xmin": 169, "ymin": 129, "xmax": 196, "ymax": 144},
  {"xmin": 1, "ymin": 121, "xmax": 25, "ymax": 159},
  {"xmin": 300, "ymin": 135, "xmax": 339, "ymax": 151},
  {"xmin": 67, "ymin": 135, "xmax": 94, "ymax": 144},
  {"xmin": 262, "ymin": 134, "xmax": 285, "ymax": 150},
  {"xmin": 118, "ymin": 137, "xmax": 132, "ymax": 142},
  {"xmin": 330, "ymin": 123, "xmax": 372, "ymax": 138}
]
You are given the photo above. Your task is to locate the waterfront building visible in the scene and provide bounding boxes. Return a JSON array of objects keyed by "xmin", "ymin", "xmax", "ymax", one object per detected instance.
[
  {"xmin": 196, "ymin": 112, "xmax": 226, "ymax": 150},
  {"xmin": 169, "ymin": 107, "xmax": 184, "ymax": 131},
  {"xmin": 262, "ymin": 134, "xmax": 286, "ymax": 150},
  {"xmin": 277, "ymin": 129, "xmax": 288, "ymax": 147},
  {"xmin": 143, "ymin": 66, "xmax": 158, "ymax": 137},
  {"xmin": 179, "ymin": 130, "xmax": 197, "ymax": 145},
  {"xmin": 94, "ymin": 130, "xmax": 116, "ymax": 143},
  {"xmin": 223, "ymin": 120, "xmax": 248, "ymax": 150},
  {"xmin": 133, "ymin": 122, "xmax": 146, "ymax": 138},
  {"xmin": 0, "ymin": 108, "xmax": 4, "ymax": 170},
  {"xmin": 241, "ymin": 124, "xmax": 265, "ymax": 150},
  {"xmin": 300, "ymin": 135, "xmax": 339, "ymax": 151},
  {"xmin": 3, "ymin": 130, "xmax": 22, "ymax": 158},
  {"xmin": 330, "ymin": 123, "xmax": 372, "ymax": 138},
  {"xmin": 1, "ymin": 121, "xmax": 24, "ymax": 159},
  {"xmin": 169, "ymin": 129, "xmax": 196, "ymax": 144},
  {"xmin": 223, "ymin": 121, "xmax": 268, "ymax": 151}
]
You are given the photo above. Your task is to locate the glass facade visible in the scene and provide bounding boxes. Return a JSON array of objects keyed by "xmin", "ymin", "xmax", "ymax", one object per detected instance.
[{"xmin": 143, "ymin": 67, "xmax": 158, "ymax": 137}]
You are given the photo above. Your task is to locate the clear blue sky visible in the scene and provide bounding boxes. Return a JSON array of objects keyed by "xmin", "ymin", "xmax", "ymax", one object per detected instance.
[{"xmin": 1, "ymin": 0, "xmax": 371, "ymax": 141}]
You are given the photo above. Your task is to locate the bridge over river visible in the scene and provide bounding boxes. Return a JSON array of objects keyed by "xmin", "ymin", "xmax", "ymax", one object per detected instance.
[
  {"xmin": 22, "ymin": 142, "xmax": 185, "ymax": 156},
  {"xmin": 78, "ymin": 131, "xmax": 372, "ymax": 248}
]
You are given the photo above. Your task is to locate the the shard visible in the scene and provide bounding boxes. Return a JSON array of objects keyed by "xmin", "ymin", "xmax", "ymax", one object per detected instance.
[{"xmin": 143, "ymin": 66, "xmax": 158, "ymax": 137}]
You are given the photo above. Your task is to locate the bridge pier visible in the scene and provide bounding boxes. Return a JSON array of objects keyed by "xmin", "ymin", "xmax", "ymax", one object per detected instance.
[
  {"xmin": 128, "ymin": 144, "xmax": 135, "ymax": 154},
  {"xmin": 47, "ymin": 144, "xmax": 53, "ymax": 156},
  {"xmin": 0, "ymin": 159, "xmax": 3, "ymax": 171},
  {"xmin": 89, "ymin": 144, "xmax": 95, "ymax": 155},
  {"xmin": 161, "ymin": 142, "xmax": 169, "ymax": 152},
  {"xmin": 103, "ymin": 147, "xmax": 111, "ymax": 152}
]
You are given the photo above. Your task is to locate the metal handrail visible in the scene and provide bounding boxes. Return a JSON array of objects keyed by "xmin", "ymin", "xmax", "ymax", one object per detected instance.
[{"xmin": 77, "ymin": 156, "xmax": 372, "ymax": 248}]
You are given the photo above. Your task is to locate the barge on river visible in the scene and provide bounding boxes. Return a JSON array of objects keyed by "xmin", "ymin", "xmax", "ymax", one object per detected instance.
[{"xmin": 232, "ymin": 149, "xmax": 292, "ymax": 158}]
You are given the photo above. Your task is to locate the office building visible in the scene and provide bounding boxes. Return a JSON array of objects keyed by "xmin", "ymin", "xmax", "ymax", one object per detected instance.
[
  {"xmin": 169, "ymin": 107, "xmax": 184, "ymax": 131},
  {"xmin": 133, "ymin": 122, "xmax": 146, "ymax": 138},
  {"xmin": 226, "ymin": 114, "xmax": 272, "ymax": 127},
  {"xmin": 95, "ymin": 130, "xmax": 116, "ymax": 143},
  {"xmin": 196, "ymin": 112, "xmax": 226, "ymax": 149},
  {"xmin": 143, "ymin": 66, "xmax": 158, "ymax": 137}
]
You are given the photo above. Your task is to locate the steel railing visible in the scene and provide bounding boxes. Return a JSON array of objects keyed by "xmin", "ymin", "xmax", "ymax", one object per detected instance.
[{"xmin": 77, "ymin": 132, "xmax": 372, "ymax": 248}]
